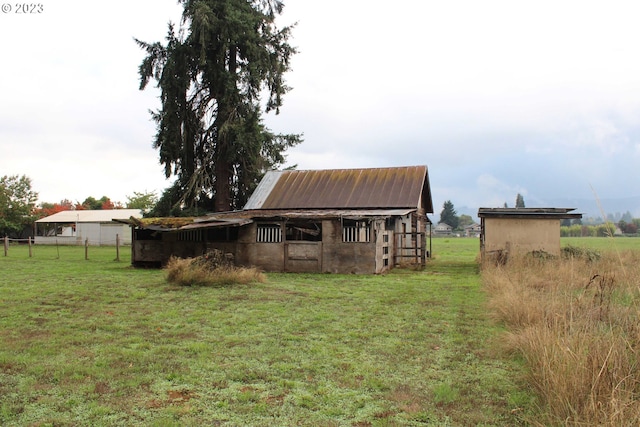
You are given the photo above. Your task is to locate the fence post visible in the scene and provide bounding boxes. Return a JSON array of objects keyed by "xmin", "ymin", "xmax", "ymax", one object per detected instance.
[
  {"xmin": 85, "ymin": 238, "xmax": 89, "ymax": 260},
  {"xmin": 28, "ymin": 237, "xmax": 33, "ymax": 257},
  {"xmin": 115, "ymin": 234, "xmax": 120, "ymax": 262},
  {"xmin": 3, "ymin": 236, "xmax": 7, "ymax": 257}
]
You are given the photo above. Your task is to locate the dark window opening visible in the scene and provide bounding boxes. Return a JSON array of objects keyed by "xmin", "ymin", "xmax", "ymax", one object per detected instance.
[
  {"xmin": 135, "ymin": 228, "xmax": 162, "ymax": 241},
  {"xmin": 206, "ymin": 227, "xmax": 239, "ymax": 242},
  {"xmin": 285, "ymin": 221, "xmax": 322, "ymax": 241}
]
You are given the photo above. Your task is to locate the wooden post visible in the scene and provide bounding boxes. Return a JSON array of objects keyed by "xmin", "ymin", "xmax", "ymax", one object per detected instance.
[
  {"xmin": 115, "ymin": 234, "xmax": 120, "ymax": 262},
  {"xmin": 3, "ymin": 236, "xmax": 8, "ymax": 257},
  {"xmin": 28, "ymin": 237, "xmax": 32, "ymax": 257},
  {"xmin": 85, "ymin": 238, "xmax": 89, "ymax": 260}
]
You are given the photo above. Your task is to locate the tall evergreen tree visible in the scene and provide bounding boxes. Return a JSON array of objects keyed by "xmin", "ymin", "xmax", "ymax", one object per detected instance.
[
  {"xmin": 515, "ymin": 193, "xmax": 525, "ymax": 208},
  {"xmin": 439, "ymin": 200, "xmax": 459, "ymax": 229},
  {"xmin": 136, "ymin": 0, "xmax": 301, "ymax": 213}
]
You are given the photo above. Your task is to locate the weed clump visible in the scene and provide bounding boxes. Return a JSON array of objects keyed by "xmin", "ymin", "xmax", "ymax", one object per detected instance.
[
  {"xmin": 165, "ymin": 250, "xmax": 265, "ymax": 286},
  {"xmin": 526, "ymin": 250, "xmax": 556, "ymax": 261},
  {"xmin": 561, "ymin": 244, "xmax": 601, "ymax": 261}
]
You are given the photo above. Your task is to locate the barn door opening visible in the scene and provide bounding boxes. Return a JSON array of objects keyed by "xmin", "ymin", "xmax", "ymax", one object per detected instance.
[
  {"xmin": 283, "ymin": 220, "xmax": 322, "ymax": 272},
  {"xmin": 394, "ymin": 231, "xmax": 426, "ymax": 267}
]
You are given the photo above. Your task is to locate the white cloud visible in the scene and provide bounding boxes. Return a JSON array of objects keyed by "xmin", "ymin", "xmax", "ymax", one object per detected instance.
[{"xmin": 1, "ymin": 0, "xmax": 639, "ymax": 212}]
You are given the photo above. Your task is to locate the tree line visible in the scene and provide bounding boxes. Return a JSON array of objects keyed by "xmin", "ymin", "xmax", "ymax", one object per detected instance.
[
  {"xmin": 438, "ymin": 193, "xmax": 527, "ymax": 231},
  {"xmin": 561, "ymin": 220, "xmax": 640, "ymax": 237}
]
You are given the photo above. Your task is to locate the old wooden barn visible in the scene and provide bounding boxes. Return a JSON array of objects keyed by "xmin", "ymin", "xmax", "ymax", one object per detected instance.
[{"xmin": 127, "ymin": 165, "xmax": 434, "ymax": 274}]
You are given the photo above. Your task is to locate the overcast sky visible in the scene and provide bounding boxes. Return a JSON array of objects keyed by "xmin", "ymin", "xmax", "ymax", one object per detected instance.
[{"xmin": 2, "ymin": 0, "xmax": 639, "ymax": 217}]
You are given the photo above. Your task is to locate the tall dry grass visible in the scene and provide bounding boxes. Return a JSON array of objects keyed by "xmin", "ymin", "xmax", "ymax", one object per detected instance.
[
  {"xmin": 165, "ymin": 255, "xmax": 266, "ymax": 287},
  {"xmin": 483, "ymin": 249, "xmax": 640, "ymax": 426}
]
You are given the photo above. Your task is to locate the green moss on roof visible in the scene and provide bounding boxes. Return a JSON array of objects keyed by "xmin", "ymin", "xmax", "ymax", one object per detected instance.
[{"xmin": 137, "ymin": 217, "xmax": 196, "ymax": 229}]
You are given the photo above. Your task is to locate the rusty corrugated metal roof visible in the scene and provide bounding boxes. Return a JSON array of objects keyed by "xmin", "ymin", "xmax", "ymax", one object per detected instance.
[{"xmin": 244, "ymin": 165, "xmax": 433, "ymax": 212}]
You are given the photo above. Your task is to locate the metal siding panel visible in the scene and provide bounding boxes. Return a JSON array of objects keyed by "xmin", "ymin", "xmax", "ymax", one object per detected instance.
[{"xmin": 243, "ymin": 171, "xmax": 283, "ymax": 209}]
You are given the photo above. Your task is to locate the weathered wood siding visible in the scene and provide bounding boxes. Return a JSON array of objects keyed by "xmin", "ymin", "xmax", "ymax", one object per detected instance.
[{"xmin": 285, "ymin": 242, "xmax": 322, "ymax": 273}]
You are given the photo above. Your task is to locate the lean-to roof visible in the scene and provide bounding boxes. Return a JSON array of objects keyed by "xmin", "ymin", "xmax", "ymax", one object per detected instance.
[{"xmin": 119, "ymin": 208, "xmax": 425, "ymax": 232}]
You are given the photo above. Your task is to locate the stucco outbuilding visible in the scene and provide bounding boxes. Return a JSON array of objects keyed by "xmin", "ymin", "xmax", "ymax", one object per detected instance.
[{"xmin": 478, "ymin": 207, "xmax": 582, "ymax": 259}]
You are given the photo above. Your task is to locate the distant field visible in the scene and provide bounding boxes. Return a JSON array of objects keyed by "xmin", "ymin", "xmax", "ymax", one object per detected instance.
[
  {"xmin": 562, "ymin": 236, "xmax": 640, "ymax": 251},
  {"xmin": 431, "ymin": 235, "xmax": 640, "ymax": 255}
]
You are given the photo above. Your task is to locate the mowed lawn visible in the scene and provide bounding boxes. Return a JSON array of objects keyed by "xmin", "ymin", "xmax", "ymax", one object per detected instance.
[{"xmin": 0, "ymin": 239, "xmax": 531, "ymax": 426}]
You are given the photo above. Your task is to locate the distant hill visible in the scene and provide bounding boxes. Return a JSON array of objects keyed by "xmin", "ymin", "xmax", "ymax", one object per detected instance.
[
  {"xmin": 440, "ymin": 198, "xmax": 640, "ymax": 225},
  {"xmin": 546, "ymin": 196, "xmax": 640, "ymax": 221}
]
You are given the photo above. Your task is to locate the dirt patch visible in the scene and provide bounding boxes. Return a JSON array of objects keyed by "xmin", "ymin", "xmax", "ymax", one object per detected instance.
[
  {"xmin": 0, "ymin": 361, "xmax": 22, "ymax": 374},
  {"xmin": 167, "ymin": 389, "xmax": 196, "ymax": 402},
  {"xmin": 94, "ymin": 381, "xmax": 111, "ymax": 395},
  {"xmin": 265, "ymin": 393, "xmax": 286, "ymax": 406},
  {"xmin": 145, "ymin": 389, "xmax": 197, "ymax": 410}
]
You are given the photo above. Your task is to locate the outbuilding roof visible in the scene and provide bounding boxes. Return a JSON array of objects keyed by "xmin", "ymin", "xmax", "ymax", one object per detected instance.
[
  {"xmin": 35, "ymin": 209, "xmax": 143, "ymax": 223},
  {"xmin": 477, "ymin": 208, "xmax": 582, "ymax": 219},
  {"xmin": 244, "ymin": 165, "xmax": 433, "ymax": 213}
]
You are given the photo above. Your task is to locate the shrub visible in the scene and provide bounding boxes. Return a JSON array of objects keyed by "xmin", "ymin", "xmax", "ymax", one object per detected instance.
[{"xmin": 165, "ymin": 250, "xmax": 266, "ymax": 286}]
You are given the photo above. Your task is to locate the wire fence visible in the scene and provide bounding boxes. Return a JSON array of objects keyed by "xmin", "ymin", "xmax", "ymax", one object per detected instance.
[{"xmin": 2, "ymin": 235, "xmax": 128, "ymax": 261}]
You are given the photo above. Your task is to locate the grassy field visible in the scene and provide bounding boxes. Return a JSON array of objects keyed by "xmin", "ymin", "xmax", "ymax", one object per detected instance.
[
  {"xmin": 2, "ymin": 237, "xmax": 636, "ymax": 426},
  {"xmin": 0, "ymin": 240, "xmax": 534, "ymax": 426},
  {"xmin": 561, "ymin": 236, "xmax": 640, "ymax": 252}
]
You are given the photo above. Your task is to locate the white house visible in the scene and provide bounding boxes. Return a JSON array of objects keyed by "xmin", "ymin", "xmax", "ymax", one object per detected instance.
[
  {"xmin": 433, "ymin": 222, "xmax": 453, "ymax": 236},
  {"xmin": 35, "ymin": 209, "xmax": 142, "ymax": 246},
  {"xmin": 465, "ymin": 223, "xmax": 482, "ymax": 237}
]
